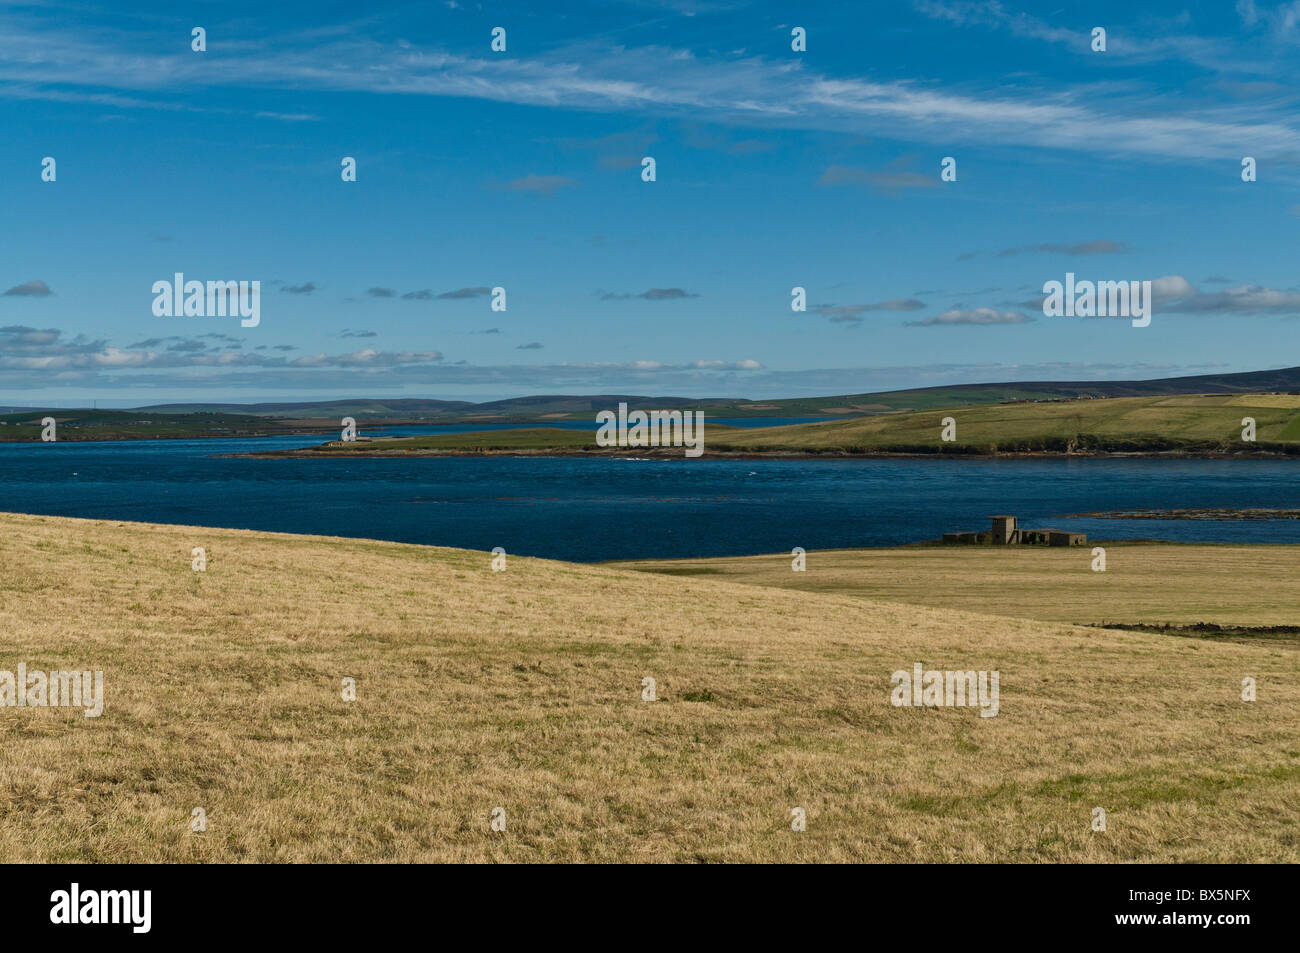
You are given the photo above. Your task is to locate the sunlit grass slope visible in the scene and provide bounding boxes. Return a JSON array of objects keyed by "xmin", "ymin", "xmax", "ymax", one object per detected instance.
[{"xmin": 0, "ymin": 513, "xmax": 1295, "ymax": 862}]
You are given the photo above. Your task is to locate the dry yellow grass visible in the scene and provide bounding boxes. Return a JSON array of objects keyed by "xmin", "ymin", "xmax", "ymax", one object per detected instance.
[
  {"xmin": 608, "ymin": 543, "xmax": 1300, "ymax": 629},
  {"xmin": 1227, "ymin": 394, "xmax": 1300, "ymax": 409},
  {"xmin": 0, "ymin": 512, "xmax": 1295, "ymax": 862}
]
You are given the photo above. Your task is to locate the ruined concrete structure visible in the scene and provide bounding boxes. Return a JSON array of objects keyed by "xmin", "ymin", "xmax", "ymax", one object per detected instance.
[
  {"xmin": 941, "ymin": 516, "xmax": 1085, "ymax": 546},
  {"xmin": 990, "ymin": 515, "xmax": 1017, "ymax": 544}
]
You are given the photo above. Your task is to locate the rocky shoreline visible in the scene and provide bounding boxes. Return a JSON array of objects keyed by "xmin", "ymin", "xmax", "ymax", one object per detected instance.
[{"xmin": 1065, "ymin": 508, "xmax": 1300, "ymax": 520}]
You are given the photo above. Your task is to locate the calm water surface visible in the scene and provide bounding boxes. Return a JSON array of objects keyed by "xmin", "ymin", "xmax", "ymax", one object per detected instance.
[{"xmin": 1, "ymin": 423, "xmax": 1298, "ymax": 561}]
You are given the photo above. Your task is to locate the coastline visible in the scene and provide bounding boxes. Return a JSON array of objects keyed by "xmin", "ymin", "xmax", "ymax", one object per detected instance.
[
  {"xmin": 225, "ymin": 445, "xmax": 1300, "ymax": 460},
  {"xmin": 0, "ymin": 430, "xmax": 331, "ymax": 444}
]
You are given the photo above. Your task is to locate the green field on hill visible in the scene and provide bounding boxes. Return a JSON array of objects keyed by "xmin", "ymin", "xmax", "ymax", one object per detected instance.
[
  {"xmin": 282, "ymin": 393, "xmax": 1300, "ymax": 456},
  {"xmin": 707, "ymin": 393, "xmax": 1300, "ymax": 453},
  {"xmin": 0, "ymin": 410, "xmax": 301, "ymax": 441}
]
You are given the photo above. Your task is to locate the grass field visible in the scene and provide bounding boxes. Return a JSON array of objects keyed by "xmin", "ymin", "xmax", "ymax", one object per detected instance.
[
  {"xmin": 0, "ymin": 512, "xmax": 1295, "ymax": 862},
  {"xmin": 706, "ymin": 394, "xmax": 1300, "ymax": 453},
  {"xmin": 282, "ymin": 393, "xmax": 1300, "ymax": 457},
  {"xmin": 608, "ymin": 542, "xmax": 1300, "ymax": 640}
]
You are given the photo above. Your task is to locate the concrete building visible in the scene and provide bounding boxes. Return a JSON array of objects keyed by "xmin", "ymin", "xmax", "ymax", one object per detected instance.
[
  {"xmin": 941, "ymin": 515, "xmax": 1085, "ymax": 547},
  {"xmin": 1049, "ymin": 531, "xmax": 1087, "ymax": 547},
  {"xmin": 989, "ymin": 515, "xmax": 1018, "ymax": 544}
]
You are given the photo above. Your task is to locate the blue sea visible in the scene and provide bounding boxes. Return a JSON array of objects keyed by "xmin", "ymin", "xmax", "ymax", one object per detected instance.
[{"xmin": 2, "ymin": 420, "xmax": 1299, "ymax": 561}]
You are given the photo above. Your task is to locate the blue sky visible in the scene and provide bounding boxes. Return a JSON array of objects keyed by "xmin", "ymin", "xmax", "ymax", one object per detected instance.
[{"xmin": 2, "ymin": 0, "xmax": 1300, "ymax": 404}]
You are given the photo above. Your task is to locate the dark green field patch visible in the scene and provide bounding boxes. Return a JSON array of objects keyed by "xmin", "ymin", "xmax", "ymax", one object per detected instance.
[{"xmin": 1274, "ymin": 412, "xmax": 1300, "ymax": 441}]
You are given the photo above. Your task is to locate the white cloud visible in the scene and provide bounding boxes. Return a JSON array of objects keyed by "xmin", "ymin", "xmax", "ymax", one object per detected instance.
[
  {"xmin": 1151, "ymin": 275, "xmax": 1198, "ymax": 302},
  {"xmin": 2, "ymin": 21, "xmax": 1298, "ymax": 161},
  {"xmin": 907, "ymin": 308, "xmax": 1033, "ymax": 326},
  {"xmin": 1165, "ymin": 284, "xmax": 1300, "ymax": 314}
]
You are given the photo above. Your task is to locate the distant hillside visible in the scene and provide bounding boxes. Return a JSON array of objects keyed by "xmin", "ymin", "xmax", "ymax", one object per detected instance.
[
  {"xmin": 135, "ymin": 366, "xmax": 1300, "ymax": 421},
  {"xmin": 277, "ymin": 392, "xmax": 1300, "ymax": 458},
  {"xmin": 857, "ymin": 366, "xmax": 1300, "ymax": 409},
  {"xmin": 709, "ymin": 393, "xmax": 1300, "ymax": 455},
  {"xmin": 0, "ymin": 409, "xmax": 308, "ymax": 441},
  {"xmin": 136, "ymin": 398, "xmax": 477, "ymax": 418}
]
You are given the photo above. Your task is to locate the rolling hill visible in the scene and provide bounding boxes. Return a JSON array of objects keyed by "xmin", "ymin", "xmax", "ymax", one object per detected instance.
[
  {"xmin": 275, "ymin": 393, "xmax": 1300, "ymax": 457},
  {"xmin": 136, "ymin": 365, "xmax": 1300, "ymax": 422},
  {"xmin": 706, "ymin": 393, "xmax": 1300, "ymax": 454}
]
